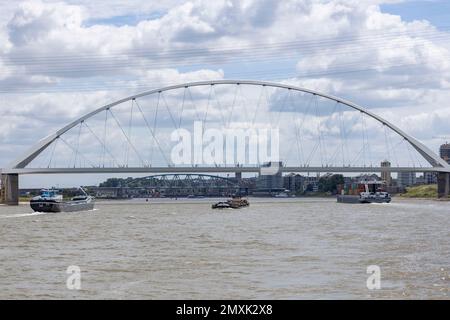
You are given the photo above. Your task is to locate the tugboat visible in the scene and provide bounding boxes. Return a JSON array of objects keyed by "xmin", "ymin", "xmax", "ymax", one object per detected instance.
[
  {"xmin": 337, "ymin": 181, "xmax": 391, "ymax": 204},
  {"xmin": 212, "ymin": 195, "xmax": 249, "ymax": 209},
  {"xmin": 30, "ymin": 187, "xmax": 95, "ymax": 212}
]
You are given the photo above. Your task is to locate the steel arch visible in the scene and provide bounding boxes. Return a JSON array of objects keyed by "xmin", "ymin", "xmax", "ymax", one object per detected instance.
[
  {"xmin": 136, "ymin": 174, "xmax": 238, "ymax": 186},
  {"xmin": 8, "ymin": 79, "xmax": 450, "ymax": 171}
]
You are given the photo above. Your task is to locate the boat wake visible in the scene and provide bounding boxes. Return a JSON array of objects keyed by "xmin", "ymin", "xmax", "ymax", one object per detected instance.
[
  {"xmin": 0, "ymin": 211, "xmax": 55, "ymax": 218},
  {"xmin": 1, "ymin": 208, "xmax": 98, "ymax": 219}
]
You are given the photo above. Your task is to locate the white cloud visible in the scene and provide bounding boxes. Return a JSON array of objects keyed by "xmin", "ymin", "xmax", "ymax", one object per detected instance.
[{"xmin": 1, "ymin": 0, "xmax": 450, "ymax": 178}]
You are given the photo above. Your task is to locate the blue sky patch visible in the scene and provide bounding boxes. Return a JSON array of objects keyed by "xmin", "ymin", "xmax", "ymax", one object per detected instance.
[{"xmin": 381, "ymin": 0, "xmax": 450, "ymax": 28}]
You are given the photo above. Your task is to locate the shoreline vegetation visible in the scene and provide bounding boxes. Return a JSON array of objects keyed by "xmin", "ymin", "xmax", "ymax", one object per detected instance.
[{"xmin": 399, "ymin": 184, "xmax": 442, "ymax": 198}]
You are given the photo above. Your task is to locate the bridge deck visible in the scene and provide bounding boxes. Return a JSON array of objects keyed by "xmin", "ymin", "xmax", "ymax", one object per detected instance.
[{"xmin": 1, "ymin": 166, "xmax": 448, "ymax": 175}]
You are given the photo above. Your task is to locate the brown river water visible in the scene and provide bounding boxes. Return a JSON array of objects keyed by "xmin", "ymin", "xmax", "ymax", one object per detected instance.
[{"xmin": 0, "ymin": 197, "xmax": 449, "ymax": 299}]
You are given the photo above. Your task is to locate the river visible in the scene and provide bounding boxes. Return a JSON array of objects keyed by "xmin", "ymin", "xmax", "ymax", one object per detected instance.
[{"xmin": 0, "ymin": 197, "xmax": 448, "ymax": 299}]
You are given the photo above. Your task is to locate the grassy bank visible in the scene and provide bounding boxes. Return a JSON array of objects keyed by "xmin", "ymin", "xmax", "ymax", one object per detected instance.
[{"xmin": 400, "ymin": 184, "xmax": 438, "ymax": 198}]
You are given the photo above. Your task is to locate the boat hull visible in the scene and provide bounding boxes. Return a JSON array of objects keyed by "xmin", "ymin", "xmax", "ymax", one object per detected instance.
[
  {"xmin": 337, "ymin": 195, "xmax": 391, "ymax": 204},
  {"xmin": 30, "ymin": 198, "xmax": 95, "ymax": 212},
  {"xmin": 212, "ymin": 199, "xmax": 249, "ymax": 209}
]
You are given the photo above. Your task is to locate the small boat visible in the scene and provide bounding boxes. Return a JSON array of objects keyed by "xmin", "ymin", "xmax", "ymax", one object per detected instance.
[
  {"xmin": 30, "ymin": 187, "xmax": 95, "ymax": 212},
  {"xmin": 187, "ymin": 194, "xmax": 205, "ymax": 199},
  {"xmin": 274, "ymin": 192, "xmax": 289, "ymax": 198},
  {"xmin": 212, "ymin": 195, "xmax": 249, "ymax": 209},
  {"xmin": 211, "ymin": 201, "xmax": 231, "ymax": 209}
]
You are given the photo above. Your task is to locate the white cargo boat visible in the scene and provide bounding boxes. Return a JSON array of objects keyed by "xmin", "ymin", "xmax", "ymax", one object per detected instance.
[
  {"xmin": 337, "ymin": 181, "xmax": 391, "ymax": 204},
  {"xmin": 30, "ymin": 188, "xmax": 95, "ymax": 212}
]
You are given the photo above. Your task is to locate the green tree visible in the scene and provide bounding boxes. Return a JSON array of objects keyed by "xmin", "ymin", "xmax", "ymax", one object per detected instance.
[{"xmin": 318, "ymin": 174, "xmax": 344, "ymax": 193}]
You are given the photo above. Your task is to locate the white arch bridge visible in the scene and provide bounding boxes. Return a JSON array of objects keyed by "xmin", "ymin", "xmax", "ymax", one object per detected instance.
[{"xmin": 2, "ymin": 80, "xmax": 450, "ymax": 204}]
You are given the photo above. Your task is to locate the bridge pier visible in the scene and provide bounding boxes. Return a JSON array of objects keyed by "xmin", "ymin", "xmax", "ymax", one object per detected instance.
[
  {"xmin": 235, "ymin": 172, "xmax": 242, "ymax": 182},
  {"xmin": 0, "ymin": 174, "xmax": 19, "ymax": 205},
  {"xmin": 437, "ymin": 172, "xmax": 449, "ymax": 199}
]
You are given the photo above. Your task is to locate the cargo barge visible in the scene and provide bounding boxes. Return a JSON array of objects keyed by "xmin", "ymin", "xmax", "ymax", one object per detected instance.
[
  {"xmin": 337, "ymin": 181, "xmax": 391, "ymax": 204},
  {"xmin": 30, "ymin": 188, "xmax": 95, "ymax": 212}
]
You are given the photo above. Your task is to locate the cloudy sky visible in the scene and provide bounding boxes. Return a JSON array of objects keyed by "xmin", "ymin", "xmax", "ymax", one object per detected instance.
[{"xmin": 1, "ymin": 0, "xmax": 450, "ymax": 187}]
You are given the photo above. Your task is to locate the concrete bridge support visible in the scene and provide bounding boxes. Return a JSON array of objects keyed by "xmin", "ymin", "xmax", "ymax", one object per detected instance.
[
  {"xmin": 0, "ymin": 174, "xmax": 19, "ymax": 205},
  {"xmin": 437, "ymin": 172, "xmax": 449, "ymax": 198}
]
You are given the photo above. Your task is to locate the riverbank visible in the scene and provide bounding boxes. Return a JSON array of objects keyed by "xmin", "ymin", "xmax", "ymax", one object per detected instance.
[
  {"xmin": 12, "ymin": 191, "xmax": 448, "ymax": 206},
  {"xmin": 399, "ymin": 184, "xmax": 440, "ymax": 198}
]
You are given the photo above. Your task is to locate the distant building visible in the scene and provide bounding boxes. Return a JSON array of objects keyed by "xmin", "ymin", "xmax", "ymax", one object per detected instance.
[
  {"xmin": 283, "ymin": 173, "xmax": 304, "ymax": 192},
  {"xmin": 254, "ymin": 162, "xmax": 284, "ymax": 196},
  {"xmin": 353, "ymin": 174, "xmax": 380, "ymax": 182},
  {"xmin": 303, "ymin": 175, "xmax": 319, "ymax": 192},
  {"xmin": 415, "ymin": 175, "xmax": 425, "ymax": 185},
  {"xmin": 440, "ymin": 143, "xmax": 450, "ymax": 164},
  {"xmin": 423, "ymin": 172, "xmax": 437, "ymax": 184},
  {"xmin": 397, "ymin": 172, "xmax": 416, "ymax": 187},
  {"xmin": 380, "ymin": 160, "xmax": 392, "ymax": 186}
]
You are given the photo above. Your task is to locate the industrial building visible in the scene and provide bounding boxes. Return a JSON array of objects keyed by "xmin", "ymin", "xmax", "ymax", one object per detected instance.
[
  {"xmin": 397, "ymin": 171, "xmax": 417, "ymax": 187},
  {"xmin": 439, "ymin": 143, "xmax": 450, "ymax": 164},
  {"xmin": 380, "ymin": 160, "xmax": 392, "ymax": 186}
]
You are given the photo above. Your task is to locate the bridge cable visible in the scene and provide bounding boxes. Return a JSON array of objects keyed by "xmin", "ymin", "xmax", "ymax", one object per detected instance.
[
  {"xmin": 125, "ymin": 99, "xmax": 135, "ymax": 167},
  {"xmin": 324, "ymin": 102, "xmax": 342, "ymax": 166},
  {"xmin": 59, "ymin": 136, "xmax": 97, "ymax": 168},
  {"xmin": 227, "ymin": 84, "xmax": 239, "ymax": 128},
  {"xmin": 288, "ymin": 91, "xmax": 304, "ymax": 166},
  {"xmin": 362, "ymin": 112, "xmax": 373, "ymax": 166},
  {"xmin": 304, "ymin": 98, "xmax": 323, "ymax": 166},
  {"xmin": 212, "ymin": 85, "xmax": 227, "ymax": 128},
  {"xmin": 83, "ymin": 121, "xmax": 119, "ymax": 166},
  {"xmin": 38, "ymin": 142, "xmax": 51, "ymax": 168},
  {"xmin": 274, "ymin": 87, "xmax": 290, "ymax": 129},
  {"xmin": 186, "ymin": 87, "xmax": 202, "ymax": 123},
  {"xmin": 203, "ymin": 85, "xmax": 220, "ymax": 167},
  {"xmin": 108, "ymin": 108, "xmax": 147, "ymax": 167},
  {"xmin": 73, "ymin": 121, "xmax": 83, "ymax": 168},
  {"xmin": 251, "ymin": 85, "xmax": 266, "ymax": 166},
  {"xmin": 405, "ymin": 139, "xmax": 417, "ymax": 168},
  {"xmin": 238, "ymin": 85, "xmax": 260, "ymax": 166},
  {"xmin": 314, "ymin": 95, "xmax": 326, "ymax": 166},
  {"xmin": 210, "ymin": 85, "xmax": 228, "ymax": 164},
  {"xmin": 47, "ymin": 137, "xmax": 59, "ymax": 168},
  {"xmin": 178, "ymin": 87, "xmax": 186, "ymax": 129},
  {"xmin": 296, "ymin": 94, "xmax": 315, "ymax": 166},
  {"xmin": 305, "ymin": 140, "xmax": 320, "ymax": 167},
  {"xmin": 134, "ymin": 98, "xmax": 171, "ymax": 166},
  {"xmin": 236, "ymin": 84, "xmax": 251, "ymax": 125},
  {"xmin": 161, "ymin": 92, "xmax": 180, "ymax": 130},
  {"xmin": 150, "ymin": 92, "xmax": 161, "ymax": 165},
  {"xmin": 387, "ymin": 126, "xmax": 400, "ymax": 167},
  {"xmin": 203, "ymin": 85, "xmax": 213, "ymax": 131},
  {"xmin": 388, "ymin": 137, "xmax": 407, "ymax": 166},
  {"xmin": 349, "ymin": 111, "xmax": 369, "ymax": 167},
  {"xmin": 101, "ymin": 109, "xmax": 109, "ymax": 167},
  {"xmin": 251, "ymin": 85, "xmax": 265, "ymax": 127},
  {"xmin": 350, "ymin": 144, "xmax": 365, "ymax": 167},
  {"xmin": 410, "ymin": 142, "xmax": 424, "ymax": 168},
  {"xmin": 383, "ymin": 123, "xmax": 392, "ymax": 165},
  {"xmin": 360, "ymin": 111, "xmax": 367, "ymax": 167},
  {"xmin": 337, "ymin": 103, "xmax": 349, "ymax": 166}
]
